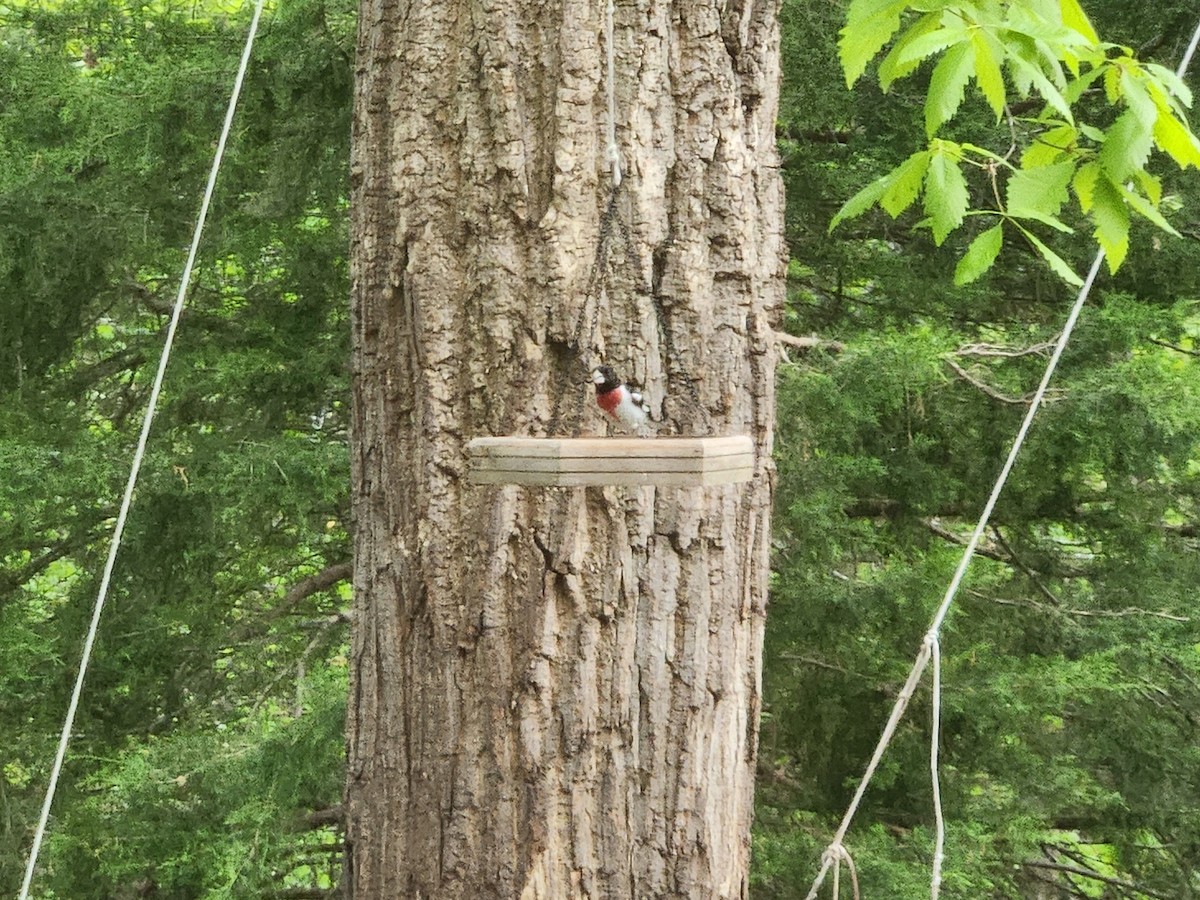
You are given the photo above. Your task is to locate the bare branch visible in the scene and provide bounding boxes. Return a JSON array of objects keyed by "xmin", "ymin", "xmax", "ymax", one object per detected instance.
[
  {"xmin": 279, "ymin": 562, "xmax": 353, "ymax": 611},
  {"xmin": 925, "ymin": 518, "xmax": 1013, "ymax": 566},
  {"xmin": 304, "ymin": 805, "xmax": 345, "ymax": 829},
  {"xmin": 970, "ymin": 591, "xmax": 1189, "ymax": 623},
  {"xmin": 956, "ymin": 340, "xmax": 1057, "ymax": 358},
  {"xmin": 1064, "ymin": 607, "xmax": 1189, "ymax": 623},
  {"xmin": 774, "ymin": 331, "xmax": 846, "ymax": 354},
  {"xmin": 943, "ymin": 357, "xmax": 1063, "ymax": 405}
]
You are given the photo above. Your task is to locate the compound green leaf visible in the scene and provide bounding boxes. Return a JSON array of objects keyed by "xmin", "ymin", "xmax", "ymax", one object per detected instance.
[
  {"xmin": 1120, "ymin": 69, "xmax": 1158, "ymax": 129},
  {"xmin": 1008, "ymin": 48, "xmax": 1073, "ymax": 122},
  {"xmin": 893, "ymin": 24, "xmax": 972, "ymax": 71}
]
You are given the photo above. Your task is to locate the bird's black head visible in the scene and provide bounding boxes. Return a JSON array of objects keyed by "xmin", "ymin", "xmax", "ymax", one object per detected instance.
[{"xmin": 591, "ymin": 365, "xmax": 620, "ymax": 393}]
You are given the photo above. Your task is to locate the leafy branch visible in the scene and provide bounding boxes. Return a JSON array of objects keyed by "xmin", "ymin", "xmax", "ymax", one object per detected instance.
[{"xmin": 831, "ymin": 0, "xmax": 1200, "ymax": 284}]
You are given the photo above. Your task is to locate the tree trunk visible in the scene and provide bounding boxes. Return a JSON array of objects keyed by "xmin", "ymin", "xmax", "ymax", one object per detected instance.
[{"xmin": 346, "ymin": 0, "xmax": 783, "ymax": 896}]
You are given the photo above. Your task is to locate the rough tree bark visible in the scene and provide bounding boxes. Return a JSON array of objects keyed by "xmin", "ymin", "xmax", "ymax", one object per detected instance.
[{"xmin": 346, "ymin": 0, "xmax": 784, "ymax": 896}]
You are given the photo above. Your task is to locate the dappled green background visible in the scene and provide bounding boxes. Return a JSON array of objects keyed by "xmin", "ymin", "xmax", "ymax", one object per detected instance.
[{"xmin": 1, "ymin": 0, "xmax": 1199, "ymax": 897}]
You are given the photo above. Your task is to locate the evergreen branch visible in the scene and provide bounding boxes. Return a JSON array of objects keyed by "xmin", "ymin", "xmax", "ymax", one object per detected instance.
[
  {"xmin": 990, "ymin": 525, "xmax": 1060, "ymax": 606},
  {"xmin": 1021, "ymin": 859, "xmax": 1173, "ymax": 900},
  {"xmin": 63, "ymin": 348, "xmax": 147, "ymax": 394},
  {"xmin": 0, "ymin": 515, "xmax": 114, "ymax": 597},
  {"xmin": 927, "ymin": 520, "xmax": 1085, "ymax": 579},
  {"xmin": 1148, "ymin": 337, "xmax": 1200, "ymax": 357},
  {"xmin": 925, "ymin": 518, "xmax": 1014, "ymax": 565}
]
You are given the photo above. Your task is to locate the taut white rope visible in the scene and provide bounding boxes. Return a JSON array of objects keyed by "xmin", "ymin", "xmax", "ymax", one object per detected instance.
[
  {"xmin": 929, "ymin": 634, "xmax": 944, "ymax": 898},
  {"xmin": 18, "ymin": 0, "xmax": 269, "ymax": 894},
  {"xmin": 805, "ymin": 14, "xmax": 1200, "ymax": 897},
  {"xmin": 604, "ymin": 0, "xmax": 622, "ymax": 186}
]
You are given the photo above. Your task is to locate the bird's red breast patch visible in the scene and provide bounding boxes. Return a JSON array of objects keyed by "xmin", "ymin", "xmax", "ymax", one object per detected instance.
[{"xmin": 596, "ymin": 387, "xmax": 623, "ymax": 416}]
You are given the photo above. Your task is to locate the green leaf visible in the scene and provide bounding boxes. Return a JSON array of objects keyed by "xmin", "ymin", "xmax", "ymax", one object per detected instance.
[
  {"xmin": 1103, "ymin": 62, "xmax": 1122, "ymax": 103},
  {"xmin": 926, "ymin": 40, "xmax": 975, "ymax": 136},
  {"xmin": 1073, "ymin": 160, "xmax": 1100, "ymax": 212},
  {"xmin": 1009, "ymin": 209, "xmax": 1074, "ymax": 233},
  {"xmin": 959, "ymin": 142, "xmax": 1011, "ymax": 164},
  {"xmin": 1058, "ymin": 0, "xmax": 1099, "ymax": 44},
  {"xmin": 1023, "ymin": 123, "xmax": 1076, "ymax": 168},
  {"xmin": 878, "ymin": 12, "xmax": 942, "ymax": 91},
  {"xmin": 829, "ymin": 174, "xmax": 891, "ymax": 232},
  {"xmin": 954, "ymin": 223, "xmax": 1004, "ymax": 285},
  {"xmin": 1122, "ymin": 185, "xmax": 1180, "ymax": 237},
  {"xmin": 1091, "ymin": 174, "xmax": 1131, "ymax": 271},
  {"xmin": 1133, "ymin": 169, "xmax": 1163, "ymax": 206},
  {"xmin": 1145, "ymin": 62, "xmax": 1193, "ymax": 108},
  {"xmin": 1120, "ymin": 69, "xmax": 1158, "ymax": 129},
  {"xmin": 1098, "ymin": 110, "xmax": 1153, "ymax": 183},
  {"xmin": 1007, "ymin": 161, "xmax": 1075, "ymax": 218},
  {"xmin": 923, "ymin": 145, "xmax": 969, "ymax": 244},
  {"xmin": 840, "ymin": 0, "xmax": 909, "ymax": 87},
  {"xmin": 893, "ymin": 25, "xmax": 972, "ymax": 71},
  {"xmin": 1064, "ymin": 64, "xmax": 1107, "ymax": 104},
  {"xmin": 1153, "ymin": 108, "xmax": 1200, "ymax": 169},
  {"xmin": 881, "ymin": 150, "xmax": 932, "ymax": 217},
  {"xmin": 1008, "ymin": 48, "xmax": 1073, "ymax": 122},
  {"xmin": 971, "ymin": 30, "xmax": 1007, "ymax": 118},
  {"xmin": 1015, "ymin": 224, "xmax": 1084, "ymax": 286}
]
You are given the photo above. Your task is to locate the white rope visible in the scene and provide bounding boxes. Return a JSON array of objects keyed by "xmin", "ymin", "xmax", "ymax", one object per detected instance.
[
  {"xmin": 804, "ymin": 641, "xmax": 934, "ymax": 900},
  {"xmin": 806, "ymin": 16, "xmax": 1200, "ymax": 896},
  {"xmin": 929, "ymin": 634, "xmax": 944, "ymax": 898},
  {"xmin": 18, "ymin": 0, "xmax": 268, "ymax": 894},
  {"xmin": 823, "ymin": 843, "xmax": 861, "ymax": 900},
  {"xmin": 603, "ymin": 0, "xmax": 622, "ymax": 187}
]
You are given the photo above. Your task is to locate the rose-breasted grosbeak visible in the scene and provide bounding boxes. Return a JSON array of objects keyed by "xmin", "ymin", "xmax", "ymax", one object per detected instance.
[{"xmin": 591, "ymin": 365, "xmax": 650, "ymax": 431}]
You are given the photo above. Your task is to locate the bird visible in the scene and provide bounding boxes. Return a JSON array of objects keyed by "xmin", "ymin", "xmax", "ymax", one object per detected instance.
[{"xmin": 591, "ymin": 365, "xmax": 651, "ymax": 431}]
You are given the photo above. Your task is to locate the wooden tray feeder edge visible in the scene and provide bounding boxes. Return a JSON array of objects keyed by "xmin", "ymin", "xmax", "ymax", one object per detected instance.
[{"xmin": 467, "ymin": 436, "xmax": 755, "ymax": 487}]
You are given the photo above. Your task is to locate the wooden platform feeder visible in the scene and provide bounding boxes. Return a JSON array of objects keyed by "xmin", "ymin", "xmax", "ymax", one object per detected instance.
[{"xmin": 467, "ymin": 435, "xmax": 755, "ymax": 487}]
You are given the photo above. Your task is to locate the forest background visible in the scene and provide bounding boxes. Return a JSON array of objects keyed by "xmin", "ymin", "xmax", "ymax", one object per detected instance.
[{"xmin": 2, "ymin": 0, "xmax": 1199, "ymax": 897}]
